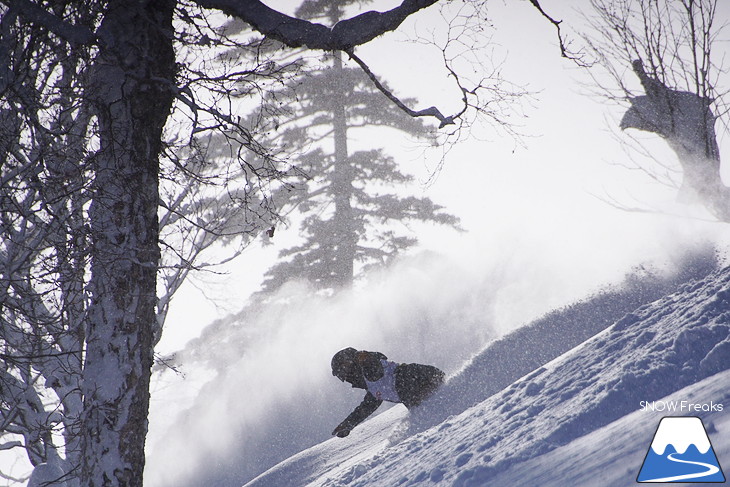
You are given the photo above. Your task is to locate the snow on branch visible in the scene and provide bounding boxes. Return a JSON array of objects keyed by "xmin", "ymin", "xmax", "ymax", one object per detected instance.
[{"xmin": 193, "ymin": 0, "xmax": 439, "ymax": 50}]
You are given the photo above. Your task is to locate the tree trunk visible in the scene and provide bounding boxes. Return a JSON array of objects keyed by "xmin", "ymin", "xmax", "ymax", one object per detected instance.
[
  {"xmin": 81, "ymin": 1, "xmax": 175, "ymax": 485},
  {"xmin": 329, "ymin": 50, "xmax": 357, "ymax": 287},
  {"xmin": 622, "ymin": 60, "xmax": 730, "ymax": 221}
]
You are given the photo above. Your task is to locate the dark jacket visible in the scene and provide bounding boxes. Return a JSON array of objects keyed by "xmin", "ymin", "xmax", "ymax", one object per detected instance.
[{"xmin": 334, "ymin": 351, "xmax": 444, "ymax": 436}]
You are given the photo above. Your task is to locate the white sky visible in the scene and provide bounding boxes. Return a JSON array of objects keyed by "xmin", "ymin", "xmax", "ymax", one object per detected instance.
[{"xmin": 156, "ymin": 0, "xmax": 730, "ymax": 353}]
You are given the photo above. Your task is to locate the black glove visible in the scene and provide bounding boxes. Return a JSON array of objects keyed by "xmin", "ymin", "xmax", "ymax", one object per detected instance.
[{"xmin": 332, "ymin": 423, "xmax": 351, "ymax": 438}]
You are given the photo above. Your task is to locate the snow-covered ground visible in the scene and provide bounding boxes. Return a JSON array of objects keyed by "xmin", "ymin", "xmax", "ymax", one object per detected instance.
[
  {"xmin": 145, "ymin": 246, "xmax": 718, "ymax": 487},
  {"xmin": 472, "ymin": 370, "xmax": 729, "ymax": 487},
  {"xmin": 245, "ymin": 265, "xmax": 730, "ymax": 486}
]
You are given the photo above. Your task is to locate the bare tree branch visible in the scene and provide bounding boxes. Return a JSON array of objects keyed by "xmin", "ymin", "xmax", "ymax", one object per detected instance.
[
  {"xmin": 193, "ymin": 0, "xmax": 438, "ymax": 50},
  {"xmin": 0, "ymin": 0, "xmax": 95, "ymax": 46},
  {"xmin": 344, "ymin": 49, "xmax": 454, "ymax": 128},
  {"xmin": 528, "ymin": 0, "xmax": 589, "ymax": 65},
  {"xmin": 582, "ymin": 0, "xmax": 730, "ymax": 221}
]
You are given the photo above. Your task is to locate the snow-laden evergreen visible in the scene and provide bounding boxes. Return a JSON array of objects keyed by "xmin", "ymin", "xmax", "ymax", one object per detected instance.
[{"xmin": 246, "ymin": 264, "xmax": 730, "ymax": 486}]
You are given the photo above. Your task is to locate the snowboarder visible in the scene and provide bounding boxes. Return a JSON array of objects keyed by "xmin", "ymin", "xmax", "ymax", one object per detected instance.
[{"xmin": 331, "ymin": 347, "xmax": 445, "ymax": 438}]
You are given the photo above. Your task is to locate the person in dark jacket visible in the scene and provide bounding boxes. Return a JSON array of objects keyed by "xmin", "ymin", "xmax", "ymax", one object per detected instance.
[{"xmin": 331, "ymin": 347, "xmax": 445, "ymax": 438}]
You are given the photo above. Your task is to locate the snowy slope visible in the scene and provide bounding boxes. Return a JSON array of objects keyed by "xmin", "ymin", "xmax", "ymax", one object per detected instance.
[
  {"xmin": 146, "ymin": 247, "xmax": 716, "ymax": 487},
  {"xmin": 465, "ymin": 369, "xmax": 729, "ymax": 487},
  {"xmin": 243, "ymin": 406, "xmax": 408, "ymax": 487},
  {"xmin": 245, "ymin": 265, "xmax": 730, "ymax": 487}
]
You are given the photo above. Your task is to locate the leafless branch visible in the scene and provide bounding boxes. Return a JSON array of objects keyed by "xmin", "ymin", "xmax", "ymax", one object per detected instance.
[
  {"xmin": 1, "ymin": 0, "xmax": 95, "ymax": 45},
  {"xmin": 345, "ymin": 49, "xmax": 455, "ymax": 128},
  {"xmin": 581, "ymin": 0, "xmax": 730, "ymax": 221},
  {"xmin": 193, "ymin": 0, "xmax": 439, "ymax": 50},
  {"xmin": 528, "ymin": 0, "xmax": 590, "ymax": 66}
]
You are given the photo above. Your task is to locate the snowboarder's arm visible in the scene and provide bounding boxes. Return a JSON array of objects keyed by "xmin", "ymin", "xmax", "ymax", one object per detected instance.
[{"xmin": 332, "ymin": 392, "xmax": 382, "ymax": 437}]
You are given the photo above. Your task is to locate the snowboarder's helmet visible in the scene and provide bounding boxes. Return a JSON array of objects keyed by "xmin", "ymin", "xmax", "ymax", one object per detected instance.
[{"xmin": 331, "ymin": 347, "xmax": 357, "ymax": 381}]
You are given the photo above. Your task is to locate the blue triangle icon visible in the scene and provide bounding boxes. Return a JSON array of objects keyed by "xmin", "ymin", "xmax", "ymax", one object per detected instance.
[{"xmin": 637, "ymin": 416, "xmax": 726, "ymax": 483}]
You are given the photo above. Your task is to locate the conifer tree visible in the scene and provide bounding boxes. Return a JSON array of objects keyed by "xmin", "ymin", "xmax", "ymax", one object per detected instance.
[{"xmin": 259, "ymin": 0, "xmax": 461, "ymax": 292}]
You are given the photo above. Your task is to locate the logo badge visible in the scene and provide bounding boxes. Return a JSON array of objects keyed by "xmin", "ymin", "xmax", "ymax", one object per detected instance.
[{"xmin": 637, "ymin": 416, "xmax": 725, "ymax": 483}]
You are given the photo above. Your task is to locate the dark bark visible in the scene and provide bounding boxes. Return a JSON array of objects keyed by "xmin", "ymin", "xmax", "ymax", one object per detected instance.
[
  {"xmin": 0, "ymin": 0, "xmax": 475, "ymax": 484},
  {"xmin": 81, "ymin": 1, "xmax": 176, "ymax": 485},
  {"xmin": 194, "ymin": 0, "xmax": 439, "ymax": 50}
]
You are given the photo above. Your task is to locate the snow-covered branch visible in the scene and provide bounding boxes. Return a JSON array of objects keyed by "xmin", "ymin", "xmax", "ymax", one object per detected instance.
[
  {"xmin": 583, "ymin": 0, "xmax": 730, "ymax": 222},
  {"xmin": 193, "ymin": 0, "xmax": 438, "ymax": 50}
]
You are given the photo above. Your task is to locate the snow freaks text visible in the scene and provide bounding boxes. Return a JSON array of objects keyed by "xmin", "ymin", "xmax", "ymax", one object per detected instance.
[{"xmin": 639, "ymin": 401, "xmax": 724, "ymax": 413}]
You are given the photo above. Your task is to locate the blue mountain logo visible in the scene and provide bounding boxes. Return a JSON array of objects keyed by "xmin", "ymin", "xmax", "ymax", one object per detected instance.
[{"xmin": 637, "ymin": 416, "xmax": 725, "ymax": 483}]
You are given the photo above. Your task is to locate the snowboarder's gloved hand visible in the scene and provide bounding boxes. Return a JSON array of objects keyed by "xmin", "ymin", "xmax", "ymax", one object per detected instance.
[{"xmin": 332, "ymin": 423, "xmax": 351, "ymax": 438}]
